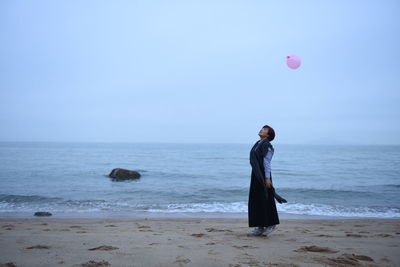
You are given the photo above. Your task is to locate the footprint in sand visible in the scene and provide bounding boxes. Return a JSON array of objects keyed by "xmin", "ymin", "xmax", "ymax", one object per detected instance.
[
  {"xmin": 239, "ymin": 257, "xmax": 261, "ymax": 266},
  {"xmin": 233, "ymin": 245, "xmax": 258, "ymax": 250},
  {"xmin": 191, "ymin": 233, "xmax": 207, "ymax": 238},
  {"xmin": 315, "ymin": 234, "xmax": 333, "ymax": 237},
  {"xmin": 1, "ymin": 224, "xmax": 15, "ymax": 230},
  {"xmin": 343, "ymin": 253, "xmax": 374, "ymax": 261},
  {"xmin": 374, "ymin": 233, "xmax": 392, "ymax": 237},
  {"xmin": 74, "ymin": 260, "xmax": 110, "ymax": 266},
  {"xmin": 205, "ymin": 242, "xmax": 216, "ymax": 245},
  {"xmin": 104, "ymin": 224, "xmax": 117, "ymax": 227},
  {"xmin": 138, "ymin": 226, "xmax": 153, "ymax": 232},
  {"xmin": 70, "ymin": 225, "xmax": 83, "ymax": 229},
  {"xmin": 88, "ymin": 245, "xmax": 119, "ymax": 251},
  {"xmin": 293, "ymin": 245, "xmax": 339, "ymax": 253},
  {"xmin": 25, "ymin": 245, "xmax": 50, "ymax": 249},
  {"xmin": 318, "ymin": 253, "xmax": 374, "ymax": 266},
  {"xmin": 173, "ymin": 256, "xmax": 191, "ymax": 266},
  {"xmin": 205, "ymin": 227, "xmax": 233, "ymax": 232},
  {"xmin": 346, "ymin": 233, "xmax": 365, "ymax": 238}
]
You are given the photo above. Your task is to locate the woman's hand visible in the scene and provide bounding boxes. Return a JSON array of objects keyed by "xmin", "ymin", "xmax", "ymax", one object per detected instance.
[{"xmin": 265, "ymin": 178, "xmax": 272, "ymax": 188}]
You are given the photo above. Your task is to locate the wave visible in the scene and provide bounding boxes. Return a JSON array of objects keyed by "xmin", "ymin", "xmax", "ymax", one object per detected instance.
[
  {"xmin": 274, "ymin": 186, "xmax": 400, "ymax": 195},
  {"xmin": 147, "ymin": 202, "xmax": 246, "ymax": 213},
  {"xmin": 147, "ymin": 202, "xmax": 400, "ymax": 218},
  {"xmin": 278, "ymin": 203, "xmax": 400, "ymax": 218},
  {"xmin": 0, "ymin": 194, "xmax": 62, "ymax": 203},
  {"xmin": 0, "ymin": 198, "xmax": 131, "ymax": 213},
  {"xmin": 1, "ymin": 194, "xmax": 399, "ymax": 218}
]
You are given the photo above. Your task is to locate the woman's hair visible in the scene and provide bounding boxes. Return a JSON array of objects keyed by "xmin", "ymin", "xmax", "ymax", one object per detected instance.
[{"xmin": 263, "ymin": 125, "xmax": 275, "ymax": 141}]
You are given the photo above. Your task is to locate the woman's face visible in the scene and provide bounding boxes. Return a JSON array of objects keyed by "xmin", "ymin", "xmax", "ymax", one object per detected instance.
[{"xmin": 258, "ymin": 127, "xmax": 269, "ymax": 139}]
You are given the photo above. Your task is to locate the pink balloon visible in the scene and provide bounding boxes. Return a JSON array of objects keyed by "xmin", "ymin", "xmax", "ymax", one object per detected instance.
[{"xmin": 286, "ymin": 55, "xmax": 301, "ymax": 69}]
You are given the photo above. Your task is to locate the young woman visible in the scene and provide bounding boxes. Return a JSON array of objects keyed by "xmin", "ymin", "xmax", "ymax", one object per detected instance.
[{"xmin": 247, "ymin": 125, "xmax": 280, "ymax": 236}]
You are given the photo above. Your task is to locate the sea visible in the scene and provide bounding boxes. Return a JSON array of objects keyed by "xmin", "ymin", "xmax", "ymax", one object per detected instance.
[{"xmin": 0, "ymin": 142, "xmax": 399, "ymax": 219}]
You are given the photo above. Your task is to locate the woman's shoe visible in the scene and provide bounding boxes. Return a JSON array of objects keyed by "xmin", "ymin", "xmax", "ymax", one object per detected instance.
[
  {"xmin": 247, "ymin": 228, "xmax": 265, "ymax": 236},
  {"xmin": 264, "ymin": 225, "xmax": 278, "ymax": 236}
]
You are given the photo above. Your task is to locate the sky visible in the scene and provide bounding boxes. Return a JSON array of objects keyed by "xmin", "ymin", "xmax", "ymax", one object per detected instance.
[{"xmin": 0, "ymin": 0, "xmax": 399, "ymax": 145}]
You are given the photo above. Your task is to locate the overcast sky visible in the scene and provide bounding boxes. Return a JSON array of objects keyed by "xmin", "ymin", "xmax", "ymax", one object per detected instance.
[{"xmin": 0, "ymin": 0, "xmax": 399, "ymax": 144}]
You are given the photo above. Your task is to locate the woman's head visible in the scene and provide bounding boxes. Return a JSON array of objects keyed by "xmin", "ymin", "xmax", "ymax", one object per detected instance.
[{"xmin": 258, "ymin": 125, "xmax": 275, "ymax": 141}]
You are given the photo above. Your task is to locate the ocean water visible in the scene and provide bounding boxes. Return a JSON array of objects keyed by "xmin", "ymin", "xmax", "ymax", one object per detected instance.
[{"xmin": 0, "ymin": 142, "xmax": 399, "ymax": 219}]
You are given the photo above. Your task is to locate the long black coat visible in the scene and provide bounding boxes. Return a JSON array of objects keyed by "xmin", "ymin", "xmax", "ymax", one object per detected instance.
[{"xmin": 248, "ymin": 139, "xmax": 280, "ymax": 227}]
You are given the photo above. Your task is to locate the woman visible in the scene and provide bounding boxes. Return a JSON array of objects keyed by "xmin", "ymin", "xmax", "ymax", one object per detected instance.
[{"xmin": 247, "ymin": 124, "xmax": 280, "ymax": 236}]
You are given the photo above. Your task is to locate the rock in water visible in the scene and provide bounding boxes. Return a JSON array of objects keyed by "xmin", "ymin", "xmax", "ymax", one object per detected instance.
[
  {"xmin": 109, "ymin": 168, "xmax": 141, "ymax": 181},
  {"xmin": 34, "ymin": 211, "xmax": 52, "ymax": 217}
]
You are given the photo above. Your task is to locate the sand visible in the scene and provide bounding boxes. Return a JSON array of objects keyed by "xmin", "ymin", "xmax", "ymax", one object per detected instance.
[{"xmin": 0, "ymin": 217, "xmax": 399, "ymax": 267}]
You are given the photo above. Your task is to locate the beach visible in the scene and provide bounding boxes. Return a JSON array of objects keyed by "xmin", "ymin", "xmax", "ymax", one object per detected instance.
[
  {"xmin": 1, "ymin": 217, "xmax": 399, "ymax": 267},
  {"xmin": 0, "ymin": 143, "xmax": 399, "ymax": 266}
]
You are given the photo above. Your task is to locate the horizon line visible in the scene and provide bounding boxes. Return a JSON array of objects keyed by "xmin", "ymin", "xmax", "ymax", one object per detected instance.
[{"xmin": 0, "ymin": 140, "xmax": 399, "ymax": 146}]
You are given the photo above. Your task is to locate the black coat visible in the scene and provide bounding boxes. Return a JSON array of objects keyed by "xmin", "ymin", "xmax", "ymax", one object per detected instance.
[{"xmin": 248, "ymin": 139, "xmax": 285, "ymax": 227}]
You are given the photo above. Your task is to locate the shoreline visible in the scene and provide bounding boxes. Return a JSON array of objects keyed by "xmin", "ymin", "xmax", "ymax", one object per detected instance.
[
  {"xmin": 0, "ymin": 217, "xmax": 399, "ymax": 266},
  {"xmin": 1, "ymin": 210, "xmax": 398, "ymax": 220}
]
